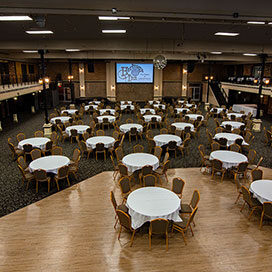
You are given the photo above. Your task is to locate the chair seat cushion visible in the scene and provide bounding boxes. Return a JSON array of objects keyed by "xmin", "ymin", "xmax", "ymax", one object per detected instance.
[
  {"xmin": 25, "ymin": 172, "xmax": 34, "ymax": 180},
  {"xmin": 180, "ymin": 203, "xmax": 192, "ymax": 213}
]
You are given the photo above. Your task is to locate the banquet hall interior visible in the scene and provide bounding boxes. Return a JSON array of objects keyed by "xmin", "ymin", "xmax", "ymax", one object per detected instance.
[{"xmin": 1, "ymin": 1, "xmax": 272, "ymax": 271}]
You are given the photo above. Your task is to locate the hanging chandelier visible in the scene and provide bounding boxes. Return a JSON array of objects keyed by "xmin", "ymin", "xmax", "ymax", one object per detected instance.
[{"xmin": 153, "ymin": 55, "xmax": 167, "ymax": 69}]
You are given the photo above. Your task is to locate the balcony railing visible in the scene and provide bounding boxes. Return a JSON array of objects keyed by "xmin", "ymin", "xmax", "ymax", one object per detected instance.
[{"xmin": 0, "ymin": 74, "xmax": 39, "ymax": 88}]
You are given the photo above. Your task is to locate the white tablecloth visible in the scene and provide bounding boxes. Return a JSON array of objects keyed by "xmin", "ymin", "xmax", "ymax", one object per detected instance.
[
  {"xmin": 153, "ymin": 134, "xmax": 182, "ymax": 147},
  {"xmin": 61, "ymin": 109, "xmax": 78, "ymax": 115},
  {"xmin": 119, "ymin": 124, "xmax": 143, "ymax": 133},
  {"xmin": 50, "ymin": 116, "xmax": 71, "ymax": 124},
  {"xmin": 184, "ymin": 103, "xmax": 197, "ymax": 108},
  {"xmin": 175, "ymin": 108, "xmax": 190, "ymax": 114},
  {"xmin": 96, "ymin": 115, "xmax": 116, "ymax": 123},
  {"xmin": 122, "ymin": 153, "xmax": 159, "ymax": 173},
  {"xmin": 89, "ymin": 101, "xmax": 101, "ymax": 105},
  {"xmin": 127, "ymin": 187, "xmax": 182, "ymax": 229},
  {"xmin": 84, "ymin": 105, "xmax": 98, "ymax": 111},
  {"xmin": 232, "ymin": 104, "xmax": 257, "ymax": 117},
  {"xmin": 120, "ymin": 105, "xmax": 135, "ymax": 110},
  {"xmin": 86, "ymin": 136, "xmax": 115, "ymax": 149},
  {"xmin": 148, "ymin": 101, "xmax": 160, "ymax": 105},
  {"xmin": 250, "ymin": 180, "xmax": 272, "ymax": 204},
  {"xmin": 143, "ymin": 115, "xmax": 162, "ymax": 122},
  {"xmin": 211, "ymin": 108, "xmax": 228, "ymax": 114},
  {"xmin": 140, "ymin": 108, "xmax": 156, "ymax": 115},
  {"xmin": 214, "ymin": 132, "xmax": 247, "ymax": 146},
  {"xmin": 120, "ymin": 101, "xmax": 132, "ymax": 105},
  {"xmin": 172, "ymin": 122, "xmax": 194, "ymax": 131},
  {"xmin": 65, "ymin": 125, "xmax": 90, "ymax": 136},
  {"xmin": 99, "ymin": 109, "xmax": 115, "ymax": 115},
  {"xmin": 178, "ymin": 100, "xmax": 185, "ymax": 104},
  {"xmin": 153, "ymin": 104, "xmax": 166, "ymax": 109},
  {"xmin": 209, "ymin": 150, "xmax": 248, "ymax": 169},
  {"xmin": 185, "ymin": 114, "xmax": 203, "ymax": 121},
  {"xmin": 221, "ymin": 121, "xmax": 244, "ymax": 129},
  {"xmin": 18, "ymin": 137, "xmax": 50, "ymax": 150},
  {"xmin": 29, "ymin": 155, "xmax": 70, "ymax": 174},
  {"xmin": 227, "ymin": 113, "xmax": 245, "ymax": 119}
]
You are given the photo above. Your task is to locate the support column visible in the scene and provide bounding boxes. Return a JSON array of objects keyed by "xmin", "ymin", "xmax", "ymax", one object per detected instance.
[
  {"xmin": 182, "ymin": 63, "xmax": 188, "ymax": 97},
  {"xmin": 153, "ymin": 68, "xmax": 163, "ymax": 100},
  {"xmin": 106, "ymin": 62, "xmax": 116, "ymax": 102},
  {"xmin": 257, "ymin": 54, "xmax": 267, "ymax": 118},
  {"xmin": 79, "ymin": 63, "xmax": 86, "ymax": 97}
]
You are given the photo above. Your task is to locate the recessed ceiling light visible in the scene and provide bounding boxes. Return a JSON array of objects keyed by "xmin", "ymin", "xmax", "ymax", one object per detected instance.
[
  {"xmin": 0, "ymin": 15, "xmax": 32, "ymax": 21},
  {"xmin": 23, "ymin": 50, "xmax": 38, "ymax": 53},
  {"xmin": 247, "ymin": 21, "xmax": 265, "ymax": 25},
  {"xmin": 243, "ymin": 53, "xmax": 257, "ymax": 56},
  {"xmin": 210, "ymin": 52, "xmax": 222, "ymax": 54},
  {"xmin": 214, "ymin": 32, "xmax": 239, "ymax": 37},
  {"xmin": 65, "ymin": 49, "xmax": 80, "ymax": 52},
  {"xmin": 26, "ymin": 30, "xmax": 53, "ymax": 34},
  {"xmin": 98, "ymin": 16, "xmax": 130, "ymax": 20},
  {"xmin": 102, "ymin": 29, "xmax": 126, "ymax": 33}
]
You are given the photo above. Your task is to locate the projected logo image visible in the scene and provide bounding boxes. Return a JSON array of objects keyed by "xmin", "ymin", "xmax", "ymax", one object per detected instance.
[{"xmin": 117, "ymin": 64, "xmax": 152, "ymax": 83}]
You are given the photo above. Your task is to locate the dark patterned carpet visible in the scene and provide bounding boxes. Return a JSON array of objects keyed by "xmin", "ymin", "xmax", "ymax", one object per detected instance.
[{"xmin": 0, "ymin": 104, "xmax": 271, "ymax": 217}]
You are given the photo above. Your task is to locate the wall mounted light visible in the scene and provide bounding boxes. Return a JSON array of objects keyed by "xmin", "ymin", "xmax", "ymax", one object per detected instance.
[
  {"xmin": 111, "ymin": 85, "xmax": 115, "ymax": 90},
  {"xmin": 154, "ymin": 85, "xmax": 159, "ymax": 91},
  {"xmin": 260, "ymin": 94, "xmax": 264, "ymax": 98},
  {"xmin": 254, "ymin": 79, "xmax": 258, "ymax": 84},
  {"xmin": 68, "ymin": 75, "xmax": 74, "ymax": 80},
  {"xmin": 183, "ymin": 69, "xmax": 187, "ymax": 74},
  {"xmin": 39, "ymin": 77, "xmax": 50, "ymax": 84},
  {"xmin": 238, "ymin": 91, "xmax": 241, "ymax": 94},
  {"xmin": 182, "ymin": 85, "xmax": 187, "ymax": 90},
  {"xmin": 265, "ymin": 79, "xmax": 270, "ymax": 85},
  {"xmin": 79, "ymin": 68, "xmax": 84, "ymax": 73}
]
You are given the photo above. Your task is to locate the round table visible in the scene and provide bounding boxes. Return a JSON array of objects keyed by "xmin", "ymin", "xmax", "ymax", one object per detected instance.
[
  {"xmin": 119, "ymin": 124, "xmax": 143, "ymax": 134},
  {"xmin": 184, "ymin": 103, "xmax": 197, "ymax": 108},
  {"xmin": 153, "ymin": 134, "xmax": 182, "ymax": 147},
  {"xmin": 140, "ymin": 108, "xmax": 156, "ymax": 115},
  {"xmin": 175, "ymin": 108, "xmax": 190, "ymax": 114},
  {"xmin": 227, "ymin": 113, "xmax": 244, "ymax": 119},
  {"xmin": 18, "ymin": 137, "xmax": 50, "ymax": 150},
  {"xmin": 171, "ymin": 122, "xmax": 194, "ymax": 131},
  {"xmin": 50, "ymin": 116, "xmax": 71, "ymax": 124},
  {"xmin": 86, "ymin": 136, "xmax": 115, "ymax": 149},
  {"xmin": 61, "ymin": 109, "xmax": 78, "ymax": 115},
  {"xmin": 178, "ymin": 100, "xmax": 185, "ymax": 104},
  {"xmin": 29, "ymin": 155, "xmax": 70, "ymax": 174},
  {"xmin": 153, "ymin": 104, "xmax": 166, "ymax": 109},
  {"xmin": 209, "ymin": 150, "xmax": 248, "ymax": 169},
  {"xmin": 211, "ymin": 108, "xmax": 227, "ymax": 114},
  {"xmin": 89, "ymin": 101, "xmax": 101, "ymax": 105},
  {"xmin": 99, "ymin": 109, "xmax": 115, "ymax": 115},
  {"xmin": 185, "ymin": 114, "xmax": 203, "ymax": 121},
  {"xmin": 120, "ymin": 104, "xmax": 135, "ymax": 110},
  {"xmin": 214, "ymin": 132, "xmax": 246, "ymax": 146},
  {"xmin": 221, "ymin": 121, "xmax": 244, "ymax": 129},
  {"xmin": 120, "ymin": 101, "xmax": 132, "ymax": 105},
  {"xmin": 143, "ymin": 115, "xmax": 162, "ymax": 122},
  {"xmin": 84, "ymin": 105, "xmax": 98, "ymax": 111},
  {"xmin": 126, "ymin": 187, "xmax": 182, "ymax": 229},
  {"xmin": 65, "ymin": 125, "xmax": 90, "ymax": 136},
  {"xmin": 122, "ymin": 153, "xmax": 159, "ymax": 173},
  {"xmin": 96, "ymin": 115, "xmax": 116, "ymax": 124},
  {"xmin": 250, "ymin": 180, "xmax": 272, "ymax": 204}
]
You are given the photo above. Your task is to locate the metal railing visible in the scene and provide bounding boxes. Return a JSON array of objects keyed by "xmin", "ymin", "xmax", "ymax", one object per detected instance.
[{"xmin": 0, "ymin": 74, "xmax": 39, "ymax": 88}]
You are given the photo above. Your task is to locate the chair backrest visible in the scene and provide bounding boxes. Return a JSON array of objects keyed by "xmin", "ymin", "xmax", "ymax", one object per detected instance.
[
  {"xmin": 130, "ymin": 127, "xmax": 137, "ymax": 135},
  {"xmin": 118, "ymin": 163, "xmax": 128, "ymax": 176},
  {"xmin": 70, "ymin": 129, "xmax": 78, "ymax": 137},
  {"xmin": 212, "ymin": 159, "xmax": 223, "ymax": 170},
  {"xmin": 235, "ymin": 138, "xmax": 243, "ymax": 146},
  {"xmin": 115, "ymin": 146, "xmax": 124, "ymax": 161},
  {"xmin": 160, "ymin": 128, "xmax": 168, "ymax": 134},
  {"xmin": 251, "ymin": 168, "xmax": 263, "ymax": 181},
  {"xmin": 247, "ymin": 149, "xmax": 257, "ymax": 164},
  {"xmin": 96, "ymin": 142, "xmax": 105, "ymax": 151},
  {"xmin": 225, "ymin": 124, "xmax": 232, "ymax": 132},
  {"xmin": 72, "ymin": 148, "xmax": 81, "ymax": 162},
  {"xmin": 103, "ymin": 118, "xmax": 109, "ymax": 123},
  {"xmin": 79, "ymin": 140, "xmax": 87, "ymax": 153},
  {"xmin": 82, "ymin": 132, "xmax": 89, "ymax": 141},
  {"xmin": 237, "ymin": 162, "xmax": 249, "ymax": 173},
  {"xmin": 190, "ymin": 190, "xmax": 200, "ymax": 208},
  {"xmin": 143, "ymin": 174, "xmax": 156, "ymax": 186},
  {"xmin": 229, "ymin": 143, "xmax": 240, "ymax": 152},
  {"xmin": 45, "ymin": 140, "xmax": 53, "ymax": 150},
  {"xmin": 241, "ymin": 185, "xmax": 252, "ymax": 206},
  {"xmin": 154, "ymin": 146, "xmax": 162, "ymax": 160},
  {"xmin": 51, "ymin": 131, "xmax": 58, "ymax": 144},
  {"xmin": 141, "ymin": 165, "xmax": 153, "ymax": 176},
  {"xmin": 146, "ymin": 130, "xmax": 153, "ymax": 138},
  {"xmin": 183, "ymin": 137, "xmax": 191, "ymax": 148},
  {"xmin": 263, "ymin": 202, "xmax": 272, "ymax": 219},
  {"xmin": 185, "ymin": 207, "xmax": 198, "ymax": 229},
  {"xmin": 57, "ymin": 165, "xmax": 69, "ymax": 178},
  {"xmin": 112, "ymin": 130, "xmax": 120, "ymax": 140},
  {"xmin": 33, "ymin": 169, "xmax": 47, "ymax": 181},
  {"xmin": 162, "ymin": 160, "xmax": 170, "ymax": 173},
  {"xmin": 163, "ymin": 152, "xmax": 170, "ymax": 164},
  {"xmin": 256, "ymin": 156, "xmax": 263, "ymax": 168},
  {"xmin": 168, "ymin": 141, "xmax": 177, "ymax": 149},
  {"xmin": 172, "ymin": 177, "xmax": 185, "ymax": 196},
  {"xmin": 96, "ymin": 129, "xmax": 105, "ymax": 136},
  {"xmin": 17, "ymin": 156, "xmax": 28, "ymax": 170},
  {"xmin": 133, "ymin": 144, "xmax": 144, "ymax": 153},
  {"xmin": 218, "ymin": 137, "xmax": 227, "ymax": 146},
  {"xmin": 198, "ymin": 144, "xmax": 205, "ymax": 155},
  {"xmin": 110, "ymin": 191, "xmax": 117, "ymax": 211},
  {"xmin": 52, "ymin": 146, "xmax": 63, "ymax": 155},
  {"xmin": 126, "ymin": 118, "xmax": 133, "ymax": 123},
  {"xmin": 17, "ymin": 133, "xmax": 26, "ymax": 142},
  {"xmin": 150, "ymin": 218, "xmax": 169, "ymax": 234},
  {"xmin": 34, "ymin": 130, "xmax": 44, "ymax": 137},
  {"xmin": 211, "ymin": 141, "xmax": 220, "ymax": 151},
  {"xmin": 119, "ymin": 176, "xmax": 131, "ymax": 194},
  {"xmin": 116, "ymin": 209, "xmax": 132, "ymax": 230},
  {"xmin": 17, "ymin": 164, "xmax": 27, "ymax": 178},
  {"xmin": 30, "ymin": 148, "xmax": 42, "ymax": 160}
]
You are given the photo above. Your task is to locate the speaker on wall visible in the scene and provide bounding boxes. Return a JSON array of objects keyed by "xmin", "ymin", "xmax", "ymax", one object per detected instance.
[
  {"xmin": 187, "ymin": 61, "xmax": 196, "ymax": 73},
  {"xmin": 87, "ymin": 60, "xmax": 94, "ymax": 73}
]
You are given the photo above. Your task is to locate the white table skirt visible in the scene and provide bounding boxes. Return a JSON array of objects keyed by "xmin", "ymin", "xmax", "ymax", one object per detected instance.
[
  {"xmin": 211, "ymin": 108, "xmax": 228, "ymax": 114},
  {"xmin": 184, "ymin": 103, "xmax": 197, "ymax": 108},
  {"xmin": 61, "ymin": 109, "xmax": 78, "ymax": 115},
  {"xmin": 232, "ymin": 104, "xmax": 257, "ymax": 117},
  {"xmin": 119, "ymin": 124, "xmax": 143, "ymax": 133},
  {"xmin": 178, "ymin": 100, "xmax": 185, "ymax": 104},
  {"xmin": 250, "ymin": 180, "xmax": 272, "ymax": 204},
  {"xmin": 172, "ymin": 122, "xmax": 194, "ymax": 131},
  {"xmin": 65, "ymin": 125, "xmax": 89, "ymax": 136},
  {"xmin": 127, "ymin": 187, "xmax": 182, "ymax": 229},
  {"xmin": 221, "ymin": 121, "xmax": 244, "ymax": 129},
  {"xmin": 120, "ymin": 101, "xmax": 132, "ymax": 105},
  {"xmin": 50, "ymin": 116, "xmax": 71, "ymax": 124},
  {"xmin": 99, "ymin": 109, "xmax": 115, "ymax": 115},
  {"xmin": 122, "ymin": 153, "xmax": 159, "ymax": 173},
  {"xmin": 89, "ymin": 101, "xmax": 101, "ymax": 105},
  {"xmin": 140, "ymin": 108, "xmax": 156, "ymax": 115},
  {"xmin": 175, "ymin": 108, "xmax": 190, "ymax": 114},
  {"xmin": 84, "ymin": 105, "xmax": 98, "ymax": 111},
  {"xmin": 153, "ymin": 134, "xmax": 182, "ymax": 147},
  {"xmin": 227, "ymin": 113, "xmax": 244, "ymax": 119},
  {"xmin": 148, "ymin": 101, "xmax": 160, "ymax": 105},
  {"xmin": 96, "ymin": 115, "xmax": 116, "ymax": 123},
  {"xmin": 18, "ymin": 137, "xmax": 50, "ymax": 150},
  {"xmin": 29, "ymin": 155, "xmax": 70, "ymax": 174},
  {"xmin": 86, "ymin": 136, "xmax": 115, "ymax": 149},
  {"xmin": 185, "ymin": 114, "xmax": 203, "ymax": 121},
  {"xmin": 209, "ymin": 150, "xmax": 248, "ymax": 169},
  {"xmin": 214, "ymin": 132, "xmax": 247, "ymax": 146},
  {"xmin": 153, "ymin": 104, "xmax": 166, "ymax": 109},
  {"xmin": 143, "ymin": 115, "xmax": 162, "ymax": 122},
  {"xmin": 120, "ymin": 105, "xmax": 135, "ymax": 110}
]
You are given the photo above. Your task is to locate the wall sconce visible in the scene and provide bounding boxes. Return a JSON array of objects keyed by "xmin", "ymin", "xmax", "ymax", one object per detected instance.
[
  {"xmin": 260, "ymin": 94, "xmax": 264, "ymax": 98},
  {"xmin": 238, "ymin": 91, "xmax": 241, "ymax": 94},
  {"xmin": 38, "ymin": 78, "xmax": 43, "ymax": 84},
  {"xmin": 265, "ymin": 79, "xmax": 270, "ymax": 85},
  {"xmin": 14, "ymin": 97, "xmax": 18, "ymax": 101},
  {"xmin": 68, "ymin": 75, "xmax": 74, "ymax": 80},
  {"xmin": 111, "ymin": 85, "xmax": 115, "ymax": 90},
  {"xmin": 154, "ymin": 85, "xmax": 159, "ymax": 91},
  {"xmin": 182, "ymin": 85, "xmax": 187, "ymax": 90},
  {"xmin": 254, "ymin": 79, "xmax": 258, "ymax": 84},
  {"xmin": 79, "ymin": 68, "xmax": 84, "ymax": 73},
  {"xmin": 80, "ymin": 85, "xmax": 85, "ymax": 91},
  {"xmin": 39, "ymin": 77, "xmax": 50, "ymax": 84},
  {"xmin": 204, "ymin": 76, "xmax": 214, "ymax": 80},
  {"xmin": 183, "ymin": 69, "xmax": 187, "ymax": 74},
  {"xmin": 32, "ymin": 93, "xmax": 35, "ymax": 96}
]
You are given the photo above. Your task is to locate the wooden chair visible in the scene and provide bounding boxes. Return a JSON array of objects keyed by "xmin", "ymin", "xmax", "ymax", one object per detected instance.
[
  {"xmin": 17, "ymin": 156, "xmax": 29, "ymax": 173},
  {"xmin": 51, "ymin": 146, "xmax": 63, "ymax": 155},
  {"xmin": 33, "ymin": 169, "xmax": 55, "ymax": 193},
  {"xmin": 153, "ymin": 146, "xmax": 162, "ymax": 161},
  {"xmin": 149, "ymin": 219, "xmax": 169, "ymax": 250},
  {"xmin": 70, "ymin": 129, "xmax": 78, "ymax": 143},
  {"xmin": 16, "ymin": 132, "xmax": 26, "ymax": 142},
  {"xmin": 247, "ymin": 149, "xmax": 257, "ymax": 165},
  {"xmin": 133, "ymin": 144, "xmax": 144, "ymax": 153},
  {"xmin": 69, "ymin": 149, "xmax": 81, "ymax": 180},
  {"xmin": 110, "ymin": 155, "xmax": 119, "ymax": 180},
  {"xmin": 17, "ymin": 165, "xmax": 34, "ymax": 189},
  {"xmin": 96, "ymin": 129, "xmax": 105, "ymax": 136},
  {"xmin": 110, "ymin": 191, "xmax": 128, "ymax": 228},
  {"xmin": 54, "ymin": 165, "xmax": 70, "ymax": 188},
  {"xmin": 129, "ymin": 127, "xmax": 138, "ymax": 142},
  {"xmin": 211, "ymin": 159, "xmax": 226, "ymax": 182},
  {"xmin": 115, "ymin": 146, "xmax": 124, "ymax": 162},
  {"xmin": 248, "ymin": 156, "xmax": 263, "ymax": 171},
  {"xmin": 251, "ymin": 168, "xmax": 263, "ymax": 181},
  {"xmin": 231, "ymin": 162, "xmax": 249, "ymax": 182},
  {"xmin": 259, "ymin": 202, "xmax": 272, "ymax": 229},
  {"xmin": 180, "ymin": 190, "xmax": 200, "ymax": 216},
  {"xmin": 126, "ymin": 118, "xmax": 133, "ymax": 123},
  {"xmin": 119, "ymin": 176, "xmax": 132, "ymax": 201},
  {"xmin": 43, "ymin": 141, "xmax": 53, "ymax": 156},
  {"xmin": 167, "ymin": 141, "xmax": 177, "ymax": 158},
  {"xmin": 51, "ymin": 131, "xmax": 59, "ymax": 146},
  {"xmin": 159, "ymin": 152, "xmax": 169, "ymax": 168},
  {"xmin": 172, "ymin": 177, "xmax": 185, "ymax": 198},
  {"xmin": 102, "ymin": 118, "xmax": 110, "ymax": 130},
  {"xmin": 211, "ymin": 141, "xmax": 220, "ymax": 152},
  {"xmin": 172, "ymin": 207, "xmax": 198, "ymax": 245},
  {"xmin": 23, "ymin": 144, "xmax": 33, "ymax": 161},
  {"xmin": 95, "ymin": 143, "xmax": 106, "ymax": 161},
  {"xmin": 154, "ymin": 160, "xmax": 170, "ymax": 184},
  {"xmin": 34, "ymin": 130, "xmax": 44, "ymax": 137},
  {"xmin": 143, "ymin": 174, "xmax": 157, "ymax": 186},
  {"xmin": 229, "ymin": 143, "xmax": 241, "ymax": 153},
  {"xmin": 160, "ymin": 128, "xmax": 168, "ymax": 134},
  {"xmin": 78, "ymin": 140, "xmax": 93, "ymax": 159},
  {"xmin": 8, "ymin": 140, "xmax": 24, "ymax": 160},
  {"xmin": 215, "ymin": 127, "xmax": 224, "ymax": 134},
  {"xmin": 218, "ymin": 137, "xmax": 228, "ymax": 150},
  {"xmin": 147, "ymin": 138, "xmax": 156, "ymax": 154},
  {"xmin": 30, "ymin": 148, "xmax": 42, "ymax": 161},
  {"xmin": 112, "ymin": 130, "xmax": 120, "ymax": 141}
]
